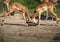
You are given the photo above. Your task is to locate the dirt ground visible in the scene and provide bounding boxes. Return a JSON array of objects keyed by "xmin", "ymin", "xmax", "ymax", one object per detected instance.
[{"xmin": 0, "ymin": 13, "xmax": 60, "ymax": 42}]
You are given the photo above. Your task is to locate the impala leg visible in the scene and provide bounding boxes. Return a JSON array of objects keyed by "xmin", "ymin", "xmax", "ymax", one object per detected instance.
[
  {"xmin": 23, "ymin": 12, "xmax": 27, "ymax": 22},
  {"xmin": 1, "ymin": 10, "xmax": 14, "ymax": 25},
  {"xmin": 50, "ymin": 15, "xmax": 53, "ymax": 21},
  {"xmin": 22, "ymin": 12, "xmax": 28, "ymax": 26},
  {"xmin": 50, "ymin": 9, "xmax": 58, "ymax": 24},
  {"xmin": 1, "ymin": 12, "xmax": 8, "ymax": 25},
  {"xmin": 22, "ymin": 12, "xmax": 29, "ymax": 26},
  {"xmin": 32, "ymin": 13, "xmax": 38, "ymax": 23},
  {"xmin": 25, "ymin": 14, "xmax": 30, "ymax": 22},
  {"xmin": 46, "ymin": 10, "xmax": 48, "ymax": 21},
  {"xmin": 25, "ymin": 12, "xmax": 31, "ymax": 22},
  {"xmin": 27, "ymin": 14, "xmax": 31, "ymax": 22},
  {"xmin": 37, "ymin": 12, "xmax": 41, "ymax": 25},
  {"xmin": 7, "ymin": 5, "xmax": 9, "ymax": 11},
  {"xmin": 1, "ymin": 18, "xmax": 4, "ymax": 26}
]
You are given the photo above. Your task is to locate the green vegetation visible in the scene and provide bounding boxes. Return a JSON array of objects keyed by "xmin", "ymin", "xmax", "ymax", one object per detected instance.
[
  {"xmin": 53, "ymin": 35, "xmax": 60, "ymax": 40},
  {"xmin": 0, "ymin": 2, "xmax": 7, "ymax": 12},
  {"xmin": 55, "ymin": 5, "xmax": 60, "ymax": 17},
  {"xmin": 11, "ymin": 0, "xmax": 40, "ymax": 9}
]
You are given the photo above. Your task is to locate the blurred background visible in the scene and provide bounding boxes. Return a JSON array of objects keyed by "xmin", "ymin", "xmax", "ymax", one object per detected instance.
[{"xmin": 0, "ymin": 0, "xmax": 60, "ymax": 17}]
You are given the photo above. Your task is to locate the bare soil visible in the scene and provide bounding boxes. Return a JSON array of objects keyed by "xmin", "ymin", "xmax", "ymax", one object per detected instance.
[{"xmin": 0, "ymin": 14, "xmax": 60, "ymax": 42}]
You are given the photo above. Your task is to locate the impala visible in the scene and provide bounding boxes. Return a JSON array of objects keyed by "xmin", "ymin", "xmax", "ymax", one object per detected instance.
[
  {"xmin": 40, "ymin": 0, "xmax": 54, "ymax": 21},
  {"xmin": 1, "ymin": 0, "xmax": 31, "ymax": 25},
  {"xmin": 32, "ymin": 2, "xmax": 59, "ymax": 25}
]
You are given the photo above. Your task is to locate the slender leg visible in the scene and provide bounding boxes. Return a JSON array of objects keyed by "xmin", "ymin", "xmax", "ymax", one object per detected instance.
[
  {"xmin": 7, "ymin": 6, "xmax": 9, "ymax": 11},
  {"xmin": 1, "ymin": 12, "xmax": 7, "ymax": 25},
  {"xmin": 50, "ymin": 15, "xmax": 53, "ymax": 21},
  {"xmin": 46, "ymin": 10, "xmax": 48, "ymax": 21},
  {"xmin": 32, "ymin": 13, "xmax": 38, "ymax": 23},
  {"xmin": 50, "ymin": 9, "xmax": 58, "ymax": 24},
  {"xmin": 23, "ymin": 12, "xmax": 26, "ymax": 21},
  {"xmin": 1, "ymin": 10, "xmax": 14, "ymax": 25},
  {"xmin": 25, "ymin": 12, "xmax": 31, "ymax": 22},
  {"xmin": 37, "ymin": 12, "xmax": 41, "ymax": 25},
  {"xmin": 22, "ymin": 12, "xmax": 28, "ymax": 26}
]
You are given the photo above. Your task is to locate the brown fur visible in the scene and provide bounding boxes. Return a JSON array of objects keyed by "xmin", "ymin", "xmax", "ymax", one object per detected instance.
[
  {"xmin": 2, "ymin": 0, "xmax": 31, "ymax": 25},
  {"xmin": 32, "ymin": 2, "xmax": 59, "ymax": 25}
]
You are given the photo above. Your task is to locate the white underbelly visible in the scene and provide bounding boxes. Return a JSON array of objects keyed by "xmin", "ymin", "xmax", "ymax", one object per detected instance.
[{"xmin": 41, "ymin": 7, "xmax": 48, "ymax": 12}]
